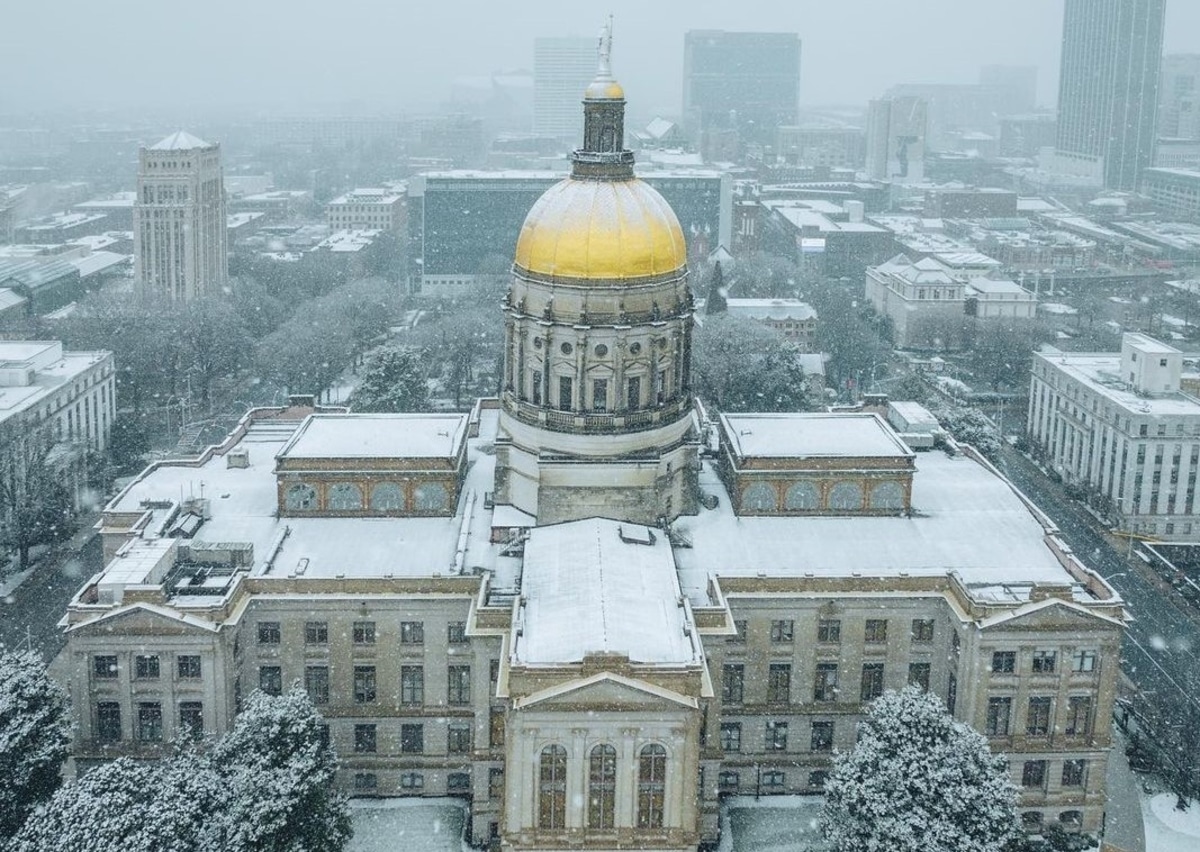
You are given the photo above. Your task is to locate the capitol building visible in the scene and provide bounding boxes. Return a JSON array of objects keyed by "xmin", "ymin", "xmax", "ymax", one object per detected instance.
[{"xmin": 56, "ymin": 33, "xmax": 1123, "ymax": 851}]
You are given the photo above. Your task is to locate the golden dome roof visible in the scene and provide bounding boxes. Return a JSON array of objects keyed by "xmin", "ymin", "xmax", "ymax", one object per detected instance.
[
  {"xmin": 585, "ymin": 78, "xmax": 624, "ymax": 100},
  {"xmin": 514, "ymin": 178, "xmax": 687, "ymax": 281}
]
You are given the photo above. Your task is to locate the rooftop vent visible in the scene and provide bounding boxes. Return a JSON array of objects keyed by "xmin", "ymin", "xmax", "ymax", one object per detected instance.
[
  {"xmin": 617, "ymin": 525, "xmax": 656, "ymax": 546},
  {"xmin": 227, "ymin": 448, "xmax": 250, "ymax": 469}
]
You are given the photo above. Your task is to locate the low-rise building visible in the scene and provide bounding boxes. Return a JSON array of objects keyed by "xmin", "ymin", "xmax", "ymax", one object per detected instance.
[
  {"xmin": 1142, "ymin": 167, "xmax": 1200, "ymax": 220},
  {"xmin": 723, "ymin": 298, "xmax": 818, "ymax": 350},
  {"xmin": 865, "ymin": 254, "xmax": 965, "ymax": 350},
  {"xmin": 326, "ymin": 187, "xmax": 407, "ymax": 234},
  {"xmin": 1028, "ymin": 333, "xmax": 1200, "ymax": 539},
  {"xmin": 966, "ymin": 279, "xmax": 1038, "ymax": 321}
]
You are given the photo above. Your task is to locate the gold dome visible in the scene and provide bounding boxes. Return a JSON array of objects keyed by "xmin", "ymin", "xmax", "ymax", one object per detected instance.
[
  {"xmin": 585, "ymin": 78, "xmax": 624, "ymax": 100},
  {"xmin": 514, "ymin": 178, "xmax": 687, "ymax": 281}
]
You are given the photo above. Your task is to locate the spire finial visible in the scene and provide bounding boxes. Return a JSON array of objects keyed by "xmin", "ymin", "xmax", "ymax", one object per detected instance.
[{"xmin": 597, "ymin": 16, "xmax": 613, "ymax": 78}]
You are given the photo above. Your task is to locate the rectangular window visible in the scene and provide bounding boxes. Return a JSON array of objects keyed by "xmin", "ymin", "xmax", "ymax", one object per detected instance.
[
  {"xmin": 718, "ymin": 771, "xmax": 739, "ymax": 792},
  {"xmin": 354, "ymin": 773, "xmax": 378, "ymax": 793},
  {"xmin": 860, "ymin": 663, "xmax": 885, "ymax": 701},
  {"xmin": 1022, "ymin": 760, "xmax": 1047, "ymax": 789},
  {"xmin": 911, "ymin": 619, "xmax": 935, "ymax": 642},
  {"xmin": 93, "ymin": 655, "xmax": 118, "ymax": 679},
  {"xmin": 722, "ymin": 664, "xmax": 745, "ymax": 704},
  {"xmin": 947, "ymin": 672, "xmax": 957, "ymax": 714},
  {"xmin": 531, "ymin": 372, "xmax": 542, "ymax": 405},
  {"xmin": 177, "ymin": 655, "xmax": 201, "ymax": 679},
  {"xmin": 986, "ymin": 697, "xmax": 1012, "ymax": 736},
  {"xmin": 353, "ymin": 621, "xmax": 376, "ymax": 644},
  {"xmin": 991, "ymin": 651, "xmax": 1016, "ymax": 673},
  {"xmin": 354, "ymin": 724, "xmax": 377, "ymax": 753},
  {"xmin": 761, "ymin": 770, "xmax": 785, "ymax": 789},
  {"xmin": 354, "ymin": 666, "xmax": 377, "ymax": 703},
  {"xmin": 1061, "ymin": 759, "xmax": 1086, "ymax": 787},
  {"xmin": 179, "ymin": 701, "xmax": 203, "ymax": 738},
  {"xmin": 135, "ymin": 655, "xmax": 160, "ymax": 679},
  {"xmin": 817, "ymin": 619, "xmax": 841, "ymax": 643},
  {"xmin": 767, "ymin": 663, "xmax": 791, "ymax": 704},
  {"xmin": 305, "ymin": 665, "xmax": 330, "ymax": 705},
  {"xmin": 401, "ymin": 723, "xmax": 424, "ymax": 754},
  {"xmin": 626, "ymin": 376, "xmax": 641, "ymax": 410},
  {"xmin": 770, "ymin": 620, "xmax": 794, "ymax": 642},
  {"xmin": 398, "ymin": 665, "xmax": 423, "ymax": 705},
  {"xmin": 448, "ymin": 723, "xmax": 472, "ymax": 754},
  {"xmin": 490, "ymin": 659, "xmax": 500, "ymax": 683},
  {"xmin": 447, "ymin": 622, "xmax": 468, "ymax": 644},
  {"xmin": 400, "ymin": 622, "xmax": 424, "ymax": 644},
  {"xmin": 1066, "ymin": 696, "xmax": 1093, "ymax": 736},
  {"xmin": 1031, "ymin": 650, "xmax": 1057, "ymax": 673},
  {"xmin": 136, "ymin": 702, "xmax": 163, "ymax": 742},
  {"xmin": 592, "ymin": 378, "xmax": 608, "ymax": 412},
  {"xmin": 814, "ymin": 663, "xmax": 839, "ymax": 702},
  {"xmin": 448, "ymin": 772, "xmax": 470, "ymax": 793},
  {"xmin": 811, "ymin": 720, "xmax": 834, "ymax": 752},
  {"xmin": 259, "ymin": 665, "xmax": 282, "ymax": 696},
  {"xmin": 1071, "ymin": 650, "xmax": 1097, "ymax": 672},
  {"xmin": 728, "ymin": 619, "xmax": 748, "ymax": 643},
  {"xmin": 558, "ymin": 376, "xmax": 572, "ymax": 411},
  {"xmin": 1027, "ymin": 697, "xmax": 1052, "ymax": 736},
  {"xmin": 865, "ymin": 619, "xmax": 888, "ymax": 643},
  {"xmin": 719, "ymin": 722, "xmax": 742, "ymax": 752},
  {"xmin": 908, "ymin": 662, "xmax": 931, "ymax": 691},
  {"xmin": 765, "ymin": 720, "xmax": 788, "ymax": 751},
  {"xmin": 489, "ymin": 707, "xmax": 505, "ymax": 748},
  {"xmin": 489, "ymin": 768, "xmax": 504, "ymax": 800},
  {"xmin": 448, "ymin": 665, "xmax": 471, "ymax": 705},
  {"xmin": 304, "ymin": 621, "xmax": 328, "ymax": 644},
  {"xmin": 400, "ymin": 772, "xmax": 424, "ymax": 791},
  {"xmin": 96, "ymin": 701, "xmax": 121, "ymax": 742},
  {"xmin": 257, "ymin": 622, "xmax": 281, "ymax": 644}
]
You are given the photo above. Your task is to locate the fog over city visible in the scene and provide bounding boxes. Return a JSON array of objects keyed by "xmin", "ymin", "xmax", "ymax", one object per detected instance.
[
  {"xmin": 3, "ymin": 0, "xmax": 1199, "ymax": 114},
  {"xmin": 7, "ymin": 2, "xmax": 1200, "ymax": 851}
]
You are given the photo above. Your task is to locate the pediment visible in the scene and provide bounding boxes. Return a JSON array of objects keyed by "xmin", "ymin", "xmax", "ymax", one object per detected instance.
[
  {"xmin": 514, "ymin": 672, "xmax": 698, "ymax": 711},
  {"xmin": 67, "ymin": 603, "xmax": 219, "ymax": 637},
  {"xmin": 979, "ymin": 598, "xmax": 1123, "ymax": 633}
]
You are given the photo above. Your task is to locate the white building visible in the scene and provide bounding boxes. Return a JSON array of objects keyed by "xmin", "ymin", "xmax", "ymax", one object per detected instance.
[
  {"xmin": 966, "ymin": 279, "xmax": 1038, "ymax": 321},
  {"xmin": 722, "ymin": 298, "xmax": 818, "ymax": 350},
  {"xmin": 865, "ymin": 254, "xmax": 965, "ymax": 350},
  {"xmin": 864, "ymin": 96, "xmax": 928, "ymax": 184},
  {"xmin": 1028, "ymin": 333, "xmax": 1200, "ymax": 538},
  {"xmin": 134, "ymin": 132, "xmax": 228, "ymax": 301},
  {"xmin": 325, "ymin": 187, "xmax": 406, "ymax": 234},
  {"xmin": 0, "ymin": 340, "xmax": 115, "ymax": 511}
]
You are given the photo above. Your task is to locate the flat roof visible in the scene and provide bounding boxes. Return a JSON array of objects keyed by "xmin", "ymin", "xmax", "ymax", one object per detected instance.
[
  {"xmin": 517, "ymin": 518, "xmax": 697, "ymax": 665},
  {"xmin": 721, "ymin": 413, "xmax": 913, "ymax": 459},
  {"xmin": 278, "ymin": 413, "xmax": 468, "ymax": 460},
  {"xmin": 1037, "ymin": 350, "xmax": 1200, "ymax": 417}
]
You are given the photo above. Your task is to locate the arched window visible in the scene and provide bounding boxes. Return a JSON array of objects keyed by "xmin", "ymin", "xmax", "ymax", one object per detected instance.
[
  {"xmin": 414, "ymin": 482, "xmax": 449, "ymax": 512},
  {"xmin": 284, "ymin": 483, "xmax": 316, "ymax": 510},
  {"xmin": 538, "ymin": 745, "xmax": 567, "ymax": 830},
  {"xmin": 588, "ymin": 744, "xmax": 616, "ymax": 829},
  {"xmin": 869, "ymin": 481, "xmax": 904, "ymax": 510},
  {"xmin": 328, "ymin": 483, "xmax": 362, "ymax": 510},
  {"xmin": 637, "ymin": 744, "xmax": 666, "ymax": 829},
  {"xmin": 784, "ymin": 481, "xmax": 819, "ymax": 510},
  {"xmin": 828, "ymin": 482, "xmax": 863, "ymax": 511},
  {"xmin": 370, "ymin": 483, "xmax": 404, "ymax": 511},
  {"xmin": 741, "ymin": 483, "xmax": 777, "ymax": 512}
]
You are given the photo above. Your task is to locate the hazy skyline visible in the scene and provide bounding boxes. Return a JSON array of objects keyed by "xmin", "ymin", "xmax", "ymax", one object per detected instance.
[{"xmin": 3, "ymin": 0, "xmax": 1200, "ymax": 118}]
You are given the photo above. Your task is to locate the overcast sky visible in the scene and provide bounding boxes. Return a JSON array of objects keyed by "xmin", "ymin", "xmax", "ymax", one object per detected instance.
[{"xmin": 3, "ymin": 0, "xmax": 1200, "ymax": 116}]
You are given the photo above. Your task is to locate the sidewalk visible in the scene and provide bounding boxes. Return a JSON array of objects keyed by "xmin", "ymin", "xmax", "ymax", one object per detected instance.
[
  {"xmin": 1104, "ymin": 731, "xmax": 1146, "ymax": 852},
  {"xmin": 0, "ymin": 510, "xmax": 100, "ymax": 598}
]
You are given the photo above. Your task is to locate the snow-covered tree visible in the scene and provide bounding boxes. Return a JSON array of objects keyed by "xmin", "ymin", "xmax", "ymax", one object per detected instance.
[
  {"xmin": 10, "ymin": 757, "xmax": 225, "ymax": 852},
  {"xmin": 693, "ymin": 313, "xmax": 810, "ymax": 412},
  {"xmin": 0, "ymin": 648, "xmax": 71, "ymax": 839},
  {"xmin": 208, "ymin": 687, "xmax": 352, "ymax": 852},
  {"xmin": 821, "ymin": 686, "xmax": 1018, "ymax": 852},
  {"xmin": 705, "ymin": 261, "xmax": 727, "ymax": 315},
  {"xmin": 349, "ymin": 347, "xmax": 430, "ymax": 413}
]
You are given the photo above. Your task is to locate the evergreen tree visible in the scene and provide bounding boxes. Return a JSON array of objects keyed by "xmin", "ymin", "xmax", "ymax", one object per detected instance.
[
  {"xmin": 348, "ymin": 346, "xmax": 430, "ymax": 413},
  {"xmin": 208, "ymin": 687, "xmax": 352, "ymax": 852},
  {"xmin": 0, "ymin": 648, "xmax": 71, "ymax": 840},
  {"xmin": 821, "ymin": 686, "xmax": 1018, "ymax": 852},
  {"xmin": 705, "ymin": 261, "xmax": 727, "ymax": 315}
]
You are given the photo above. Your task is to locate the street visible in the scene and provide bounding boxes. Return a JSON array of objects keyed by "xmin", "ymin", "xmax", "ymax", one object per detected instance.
[
  {"xmin": 997, "ymin": 444, "xmax": 1200, "ymax": 715},
  {"xmin": 0, "ymin": 529, "xmax": 102, "ymax": 661}
]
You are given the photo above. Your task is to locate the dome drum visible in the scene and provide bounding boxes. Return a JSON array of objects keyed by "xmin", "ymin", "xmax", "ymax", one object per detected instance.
[{"xmin": 506, "ymin": 272, "xmax": 693, "ymax": 327}]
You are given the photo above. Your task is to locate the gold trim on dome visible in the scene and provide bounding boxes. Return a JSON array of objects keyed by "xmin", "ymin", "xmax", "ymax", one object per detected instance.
[{"xmin": 513, "ymin": 178, "xmax": 687, "ymax": 281}]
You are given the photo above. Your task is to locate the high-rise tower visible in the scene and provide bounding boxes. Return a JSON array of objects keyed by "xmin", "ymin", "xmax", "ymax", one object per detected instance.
[
  {"xmin": 1055, "ymin": 0, "xmax": 1165, "ymax": 190},
  {"xmin": 134, "ymin": 131, "xmax": 228, "ymax": 301},
  {"xmin": 533, "ymin": 37, "xmax": 598, "ymax": 141},
  {"xmin": 496, "ymin": 23, "xmax": 699, "ymax": 525}
]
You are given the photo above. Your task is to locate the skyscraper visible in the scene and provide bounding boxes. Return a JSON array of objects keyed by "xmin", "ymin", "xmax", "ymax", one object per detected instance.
[
  {"xmin": 1054, "ymin": 0, "xmax": 1165, "ymax": 190},
  {"xmin": 1159, "ymin": 54, "xmax": 1200, "ymax": 140},
  {"xmin": 682, "ymin": 30, "xmax": 801, "ymax": 152},
  {"xmin": 864, "ymin": 96, "xmax": 928, "ymax": 184},
  {"xmin": 533, "ymin": 37, "xmax": 597, "ymax": 140},
  {"xmin": 134, "ymin": 131, "xmax": 228, "ymax": 301}
]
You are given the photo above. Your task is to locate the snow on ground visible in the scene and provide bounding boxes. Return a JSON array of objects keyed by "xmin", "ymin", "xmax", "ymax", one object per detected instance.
[
  {"xmin": 1142, "ymin": 792, "xmax": 1200, "ymax": 852},
  {"xmin": 347, "ymin": 798, "xmax": 467, "ymax": 852},
  {"xmin": 718, "ymin": 795, "xmax": 829, "ymax": 852}
]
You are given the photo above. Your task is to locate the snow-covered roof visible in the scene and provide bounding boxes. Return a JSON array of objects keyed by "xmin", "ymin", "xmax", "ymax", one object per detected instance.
[
  {"xmin": 516, "ymin": 518, "xmax": 699, "ymax": 665},
  {"xmin": 277, "ymin": 413, "xmax": 468, "ymax": 460},
  {"xmin": 149, "ymin": 130, "xmax": 212, "ymax": 151},
  {"xmin": 725, "ymin": 298, "xmax": 816, "ymax": 322},
  {"xmin": 1038, "ymin": 350, "xmax": 1200, "ymax": 417},
  {"xmin": 722, "ymin": 412, "xmax": 913, "ymax": 460}
]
